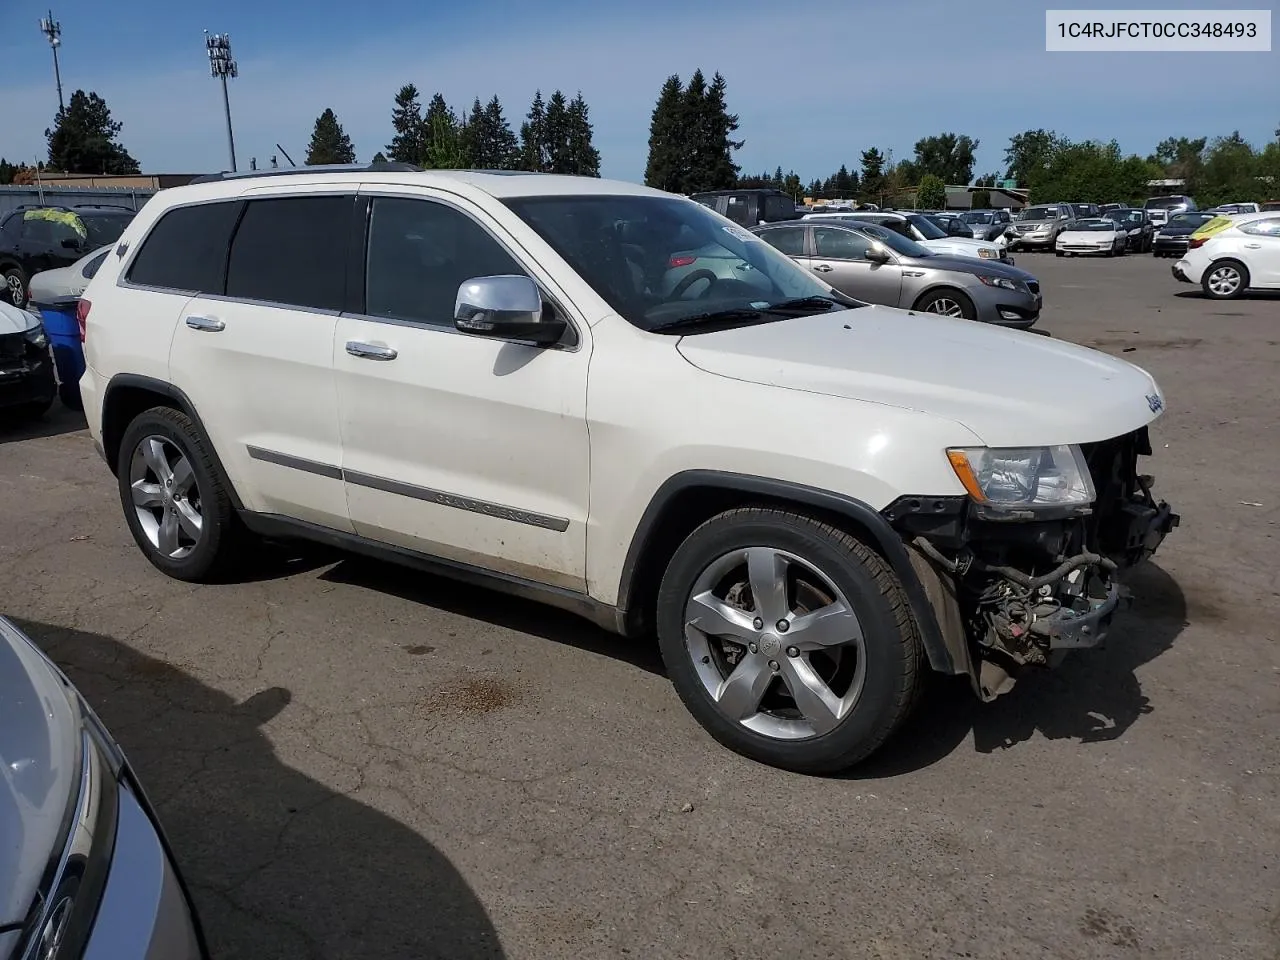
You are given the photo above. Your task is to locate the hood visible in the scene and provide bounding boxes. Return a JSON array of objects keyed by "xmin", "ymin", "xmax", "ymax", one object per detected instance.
[
  {"xmin": 921, "ymin": 235, "xmax": 999, "ymax": 253},
  {"xmin": 676, "ymin": 305, "xmax": 1163, "ymax": 447},
  {"xmin": 918, "ymin": 254, "xmax": 1036, "ymax": 282},
  {"xmin": 0, "ymin": 302, "xmax": 40, "ymax": 336},
  {"xmin": 0, "ymin": 618, "xmax": 82, "ymax": 929}
]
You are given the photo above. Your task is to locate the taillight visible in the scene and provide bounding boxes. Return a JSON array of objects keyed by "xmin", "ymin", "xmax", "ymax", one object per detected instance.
[
  {"xmin": 669, "ymin": 255, "xmax": 697, "ymax": 268},
  {"xmin": 76, "ymin": 298, "xmax": 91, "ymax": 343},
  {"xmin": 1187, "ymin": 237, "xmax": 1206, "ymax": 249}
]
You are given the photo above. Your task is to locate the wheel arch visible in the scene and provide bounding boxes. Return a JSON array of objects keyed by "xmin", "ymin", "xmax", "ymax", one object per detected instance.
[
  {"xmin": 101, "ymin": 373, "xmax": 245, "ymax": 510},
  {"xmin": 911, "ymin": 284, "xmax": 975, "ymax": 316},
  {"xmin": 615, "ymin": 470, "xmax": 960, "ymax": 676}
]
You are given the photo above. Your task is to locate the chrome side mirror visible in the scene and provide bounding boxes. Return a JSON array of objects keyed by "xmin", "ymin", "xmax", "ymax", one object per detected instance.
[{"xmin": 453, "ymin": 275, "xmax": 566, "ymax": 347}]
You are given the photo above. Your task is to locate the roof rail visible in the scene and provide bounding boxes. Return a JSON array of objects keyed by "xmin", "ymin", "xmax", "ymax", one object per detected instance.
[{"xmin": 188, "ymin": 161, "xmax": 421, "ymax": 185}]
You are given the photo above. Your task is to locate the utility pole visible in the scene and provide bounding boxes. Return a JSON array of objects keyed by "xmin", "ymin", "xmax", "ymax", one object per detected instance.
[
  {"xmin": 204, "ymin": 31, "xmax": 239, "ymax": 172},
  {"xmin": 38, "ymin": 11, "xmax": 64, "ymax": 114}
]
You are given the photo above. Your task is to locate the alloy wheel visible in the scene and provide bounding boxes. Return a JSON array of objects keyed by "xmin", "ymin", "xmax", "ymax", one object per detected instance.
[
  {"xmin": 1207, "ymin": 265, "xmax": 1242, "ymax": 297},
  {"xmin": 128, "ymin": 436, "xmax": 203, "ymax": 559},
  {"xmin": 5, "ymin": 273, "xmax": 25, "ymax": 308},
  {"xmin": 923, "ymin": 297, "xmax": 964, "ymax": 318},
  {"xmin": 683, "ymin": 546, "xmax": 867, "ymax": 740}
]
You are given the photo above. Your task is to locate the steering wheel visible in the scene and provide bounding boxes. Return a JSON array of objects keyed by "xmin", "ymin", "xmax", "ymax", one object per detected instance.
[{"xmin": 668, "ymin": 269, "xmax": 719, "ymax": 300}]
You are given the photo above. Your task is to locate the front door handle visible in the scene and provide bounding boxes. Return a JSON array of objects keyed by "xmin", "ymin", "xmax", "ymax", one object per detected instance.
[
  {"xmin": 346, "ymin": 340, "xmax": 398, "ymax": 361},
  {"xmin": 185, "ymin": 316, "xmax": 225, "ymax": 332},
  {"xmin": 812, "ymin": 263, "xmax": 833, "ymax": 273},
  {"xmin": 1243, "ymin": 242, "xmax": 1262, "ymax": 249}
]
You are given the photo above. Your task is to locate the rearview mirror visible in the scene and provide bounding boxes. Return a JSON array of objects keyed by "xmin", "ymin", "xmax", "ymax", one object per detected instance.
[
  {"xmin": 454, "ymin": 275, "xmax": 566, "ymax": 347},
  {"xmin": 865, "ymin": 245, "xmax": 891, "ymax": 263}
]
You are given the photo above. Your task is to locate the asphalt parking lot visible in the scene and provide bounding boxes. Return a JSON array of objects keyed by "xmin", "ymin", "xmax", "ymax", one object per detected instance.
[{"xmin": 3, "ymin": 252, "xmax": 1278, "ymax": 960}]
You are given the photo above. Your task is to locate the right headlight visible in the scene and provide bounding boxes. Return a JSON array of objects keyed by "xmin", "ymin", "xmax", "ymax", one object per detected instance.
[{"xmin": 946, "ymin": 445, "xmax": 1096, "ymax": 513}]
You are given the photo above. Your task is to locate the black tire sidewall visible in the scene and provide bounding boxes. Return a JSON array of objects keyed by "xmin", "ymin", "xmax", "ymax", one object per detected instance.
[
  {"xmin": 116, "ymin": 408, "xmax": 231, "ymax": 581},
  {"xmin": 1202, "ymin": 260, "xmax": 1248, "ymax": 300},
  {"xmin": 657, "ymin": 513, "xmax": 915, "ymax": 773}
]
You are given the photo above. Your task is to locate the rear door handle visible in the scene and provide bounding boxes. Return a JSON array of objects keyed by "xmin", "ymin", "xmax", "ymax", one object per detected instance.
[
  {"xmin": 812, "ymin": 263, "xmax": 833, "ymax": 273},
  {"xmin": 185, "ymin": 316, "xmax": 225, "ymax": 332},
  {"xmin": 346, "ymin": 340, "xmax": 398, "ymax": 361}
]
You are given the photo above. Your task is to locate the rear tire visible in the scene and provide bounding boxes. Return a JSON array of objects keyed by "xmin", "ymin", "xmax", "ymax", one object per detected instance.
[
  {"xmin": 656, "ymin": 507, "xmax": 924, "ymax": 774},
  {"xmin": 12, "ymin": 398, "xmax": 53, "ymax": 421},
  {"xmin": 116, "ymin": 406, "xmax": 250, "ymax": 582},
  {"xmin": 2, "ymin": 266, "xmax": 28, "ymax": 309},
  {"xmin": 58, "ymin": 382, "xmax": 83, "ymax": 411},
  {"xmin": 1202, "ymin": 259, "xmax": 1248, "ymax": 300}
]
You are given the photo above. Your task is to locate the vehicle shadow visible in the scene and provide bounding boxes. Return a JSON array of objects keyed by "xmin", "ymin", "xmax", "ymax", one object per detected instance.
[
  {"xmin": 318, "ymin": 555, "xmax": 667, "ymax": 676},
  {"xmin": 16, "ymin": 618, "xmax": 508, "ymax": 960},
  {"xmin": 1175, "ymin": 290, "xmax": 1280, "ymax": 301},
  {"xmin": 847, "ymin": 561, "xmax": 1188, "ymax": 779},
  {"xmin": 0, "ymin": 403, "xmax": 87, "ymax": 442}
]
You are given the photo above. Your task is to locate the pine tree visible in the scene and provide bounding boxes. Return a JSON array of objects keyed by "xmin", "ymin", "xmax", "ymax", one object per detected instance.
[
  {"xmin": 519, "ymin": 91, "xmax": 548, "ymax": 172},
  {"xmin": 484, "ymin": 96, "xmax": 519, "ymax": 170},
  {"xmin": 565, "ymin": 93, "xmax": 601, "ymax": 177},
  {"xmin": 679, "ymin": 70, "xmax": 710, "ymax": 191},
  {"xmin": 462, "ymin": 98, "xmax": 486, "ymax": 168},
  {"xmin": 421, "ymin": 94, "xmax": 465, "ymax": 168},
  {"xmin": 305, "ymin": 108, "xmax": 356, "ymax": 165},
  {"xmin": 701, "ymin": 72, "xmax": 742, "ymax": 190},
  {"xmin": 543, "ymin": 90, "xmax": 571, "ymax": 174},
  {"xmin": 860, "ymin": 147, "xmax": 886, "ymax": 200},
  {"xmin": 386, "ymin": 84, "xmax": 425, "ymax": 165},
  {"xmin": 372, "ymin": 151, "xmax": 388, "ymax": 163},
  {"xmin": 644, "ymin": 75, "xmax": 685, "ymax": 191},
  {"xmin": 45, "ymin": 90, "xmax": 140, "ymax": 174},
  {"xmin": 772, "ymin": 166, "xmax": 784, "ymax": 189},
  {"xmin": 834, "ymin": 164, "xmax": 852, "ymax": 194}
]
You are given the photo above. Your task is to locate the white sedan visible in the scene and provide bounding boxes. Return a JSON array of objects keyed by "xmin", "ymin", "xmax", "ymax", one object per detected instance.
[
  {"xmin": 1055, "ymin": 218, "xmax": 1129, "ymax": 257},
  {"xmin": 1173, "ymin": 213, "xmax": 1280, "ymax": 299}
]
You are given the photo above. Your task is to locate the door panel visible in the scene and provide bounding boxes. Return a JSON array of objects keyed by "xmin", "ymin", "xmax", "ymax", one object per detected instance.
[
  {"xmin": 335, "ymin": 192, "xmax": 590, "ymax": 590},
  {"xmin": 167, "ymin": 193, "xmax": 353, "ymax": 531},
  {"xmin": 810, "ymin": 227, "xmax": 903, "ymax": 304}
]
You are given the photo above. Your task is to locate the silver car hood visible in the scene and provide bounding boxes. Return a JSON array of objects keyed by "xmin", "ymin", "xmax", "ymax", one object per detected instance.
[{"xmin": 0, "ymin": 618, "xmax": 81, "ymax": 929}]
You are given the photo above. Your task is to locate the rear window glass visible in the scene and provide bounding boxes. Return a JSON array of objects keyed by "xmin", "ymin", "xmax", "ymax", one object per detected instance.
[
  {"xmin": 759, "ymin": 227, "xmax": 805, "ymax": 256},
  {"xmin": 127, "ymin": 201, "xmax": 242, "ymax": 293},
  {"xmin": 225, "ymin": 196, "xmax": 352, "ymax": 311}
]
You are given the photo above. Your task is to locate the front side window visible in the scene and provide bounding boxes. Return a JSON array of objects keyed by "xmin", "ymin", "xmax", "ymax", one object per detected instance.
[
  {"xmin": 127, "ymin": 200, "xmax": 242, "ymax": 293},
  {"xmin": 859, "ymin": 223, "xmax": 932, "ymax": 258},
  {"xmin": 225, "ymin": 195, "xmax": 352, "ymax": 311},
  {"xmin": 504, "ymin": 194, "xmax": 835, "ymax": 331},
  {"xmin": 364, "ymin": 196, "xmax": 526, "ymax": 326},
  {"xmin": 904, "ymin": 214, "xmax": 946, "ymax": 240},
  {"xmin": 814, "ymin": 227, "xmax": 871, "ymax": 260}
]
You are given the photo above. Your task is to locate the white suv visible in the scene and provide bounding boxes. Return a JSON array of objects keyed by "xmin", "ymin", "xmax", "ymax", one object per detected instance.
[{"xmin": 78, "ymin": 166, "xmax": 1179, "ymax": 774}]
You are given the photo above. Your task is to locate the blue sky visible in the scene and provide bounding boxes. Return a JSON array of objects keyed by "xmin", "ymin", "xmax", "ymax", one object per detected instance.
[{"xmin": 1, "ymin": 0, "xmax": 1275, "ymax": 183}]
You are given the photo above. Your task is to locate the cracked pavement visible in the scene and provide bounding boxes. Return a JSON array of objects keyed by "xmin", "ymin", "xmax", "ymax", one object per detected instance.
[{"xmin": 2, "ymin": 255, "xmax": 1278, "ymax": 959}]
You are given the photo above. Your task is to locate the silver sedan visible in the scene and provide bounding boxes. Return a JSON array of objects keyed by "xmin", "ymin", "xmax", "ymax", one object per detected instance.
[
  {"xmin": 751, "ymin": 219, "xmax": 1042, "ymax": 328},
  {"xmin": 0, "ymin": 616, "xmax": 207, "ymax": 960}
]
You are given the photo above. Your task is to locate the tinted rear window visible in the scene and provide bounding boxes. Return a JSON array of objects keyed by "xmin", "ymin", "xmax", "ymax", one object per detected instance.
[
  {"xmin": 80, "ymin": 214, "xmax": 134, "ymax": 247},
  {"xmin": 127, "ymin": 201, "xmax": 242, "ymax": 293},
  {"xmin": 225, "ymin": 195, "xmax": 352, "ymax": 311}
]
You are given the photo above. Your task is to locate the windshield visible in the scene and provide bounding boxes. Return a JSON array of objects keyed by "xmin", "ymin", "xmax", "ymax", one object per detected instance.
[
  {"xmin": 80, "ymin": 213, "xmax": 134, "ymax": 247},
  {"xmin": 1104, "ymin": 209, "xmax": 1142, "ymax": 223},
  {"xmin": 960, "ymin": 212, "xmax": 993, "ymax": 224},
  {"xmin": 1144, "ymin": 197, "xmax": 1186, "ymax": 210},
  {"xmin": 1020, "ymin": 206, "xmax": 1057, "ymax": 221},
  {"xmin": 1069, "ymin": 219, "xmax": 1115, "ymax": 231},
  {"xmin": 503, "ymin": 195, "xmax": 838, "ymax": 332},
  {"xmin": 857, "ymin": 223, "xmax": 932, "ymax": 258}
]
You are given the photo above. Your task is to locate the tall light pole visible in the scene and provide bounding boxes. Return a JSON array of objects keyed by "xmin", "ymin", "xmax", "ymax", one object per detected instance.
[
  {"xmin": 204, "ymin": 31, "xmax": 238, "ymax": 172},
  {"xmin": 38, "ymin": 11, "xmax": 64, "ymax": 114}
]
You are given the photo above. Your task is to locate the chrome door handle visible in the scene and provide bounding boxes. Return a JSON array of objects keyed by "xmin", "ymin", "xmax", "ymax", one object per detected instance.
[
  {"xmin": 346, "ymin": 341, "xmax": 398, "ymax": 361},
  {"xmin": 185, "ymin": 316, "xmax": 225, "ymax": 332},
  {"xmin": 812, "ymin": 263, "xmax": 833, "ymax": 273},
  {"xmin": 1243, "ymin": 242, "xmax": 1262, "ymax": 248}
]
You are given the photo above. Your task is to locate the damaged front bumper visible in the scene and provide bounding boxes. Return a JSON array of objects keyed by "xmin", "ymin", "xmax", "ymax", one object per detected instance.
[{"xmin": 885, "ymin": 426, "xmax": 1179, "ymax": 700}]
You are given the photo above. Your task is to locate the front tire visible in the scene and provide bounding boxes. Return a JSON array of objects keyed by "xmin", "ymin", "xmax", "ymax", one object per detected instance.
[
  {"xmin": 656, "ymin": 508, "xmax": 924, "ymax": 774},
  {"xmin": 1202, "ymin": 260, "xmax": 1248, "ymax": 300},
  {"xmin": 914, "ymin": 288, "xmax": 976, "ymax": 321},
  {"xmin": 2, "ymin": 266, "xmax": 28, "ymax": 308},
  {"xmin": 116, "ymin": 406, "xmax": 247, "ymax": 582}
]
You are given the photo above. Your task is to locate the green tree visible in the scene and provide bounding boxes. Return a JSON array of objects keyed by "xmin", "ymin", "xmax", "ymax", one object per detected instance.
[
  {"xmin": 1028, "ymin": 139, "xmax": 1159, "ymax": 205},
  {"xmin": 679, "ymin": 70, "xmax": 711, "ymax": 190},
  {"xmin": 463, "ymin": 95, "xmax": 519, "ymax": 170},
  {"xmin": 305, "ymin": 108, "xmax": 356, "ymax": 165},
  {"xmin": 833, "ymin": 164, "xmax": 853, "ymax": 195},
  {"xmin": 860, "ymin": 147, "xmax": 886, "ymax": 200},
  {"xmin": 782, "ymin": 171, "xmax": 803, "ymax": 199},
  {"xmin": 917, "ymin": 173, "xmax": 946, "ymax": 210},
  {"xmin": 543, "ymin": 90, "xmax": 572, "ymax": 173},
  {"xmin": 700, "ymin": 71, "xmax": 742, "ymax": 190},
  {"xmin": 372, "ymin": 151, "xmax": 388, "ymax": 163},
  {"xmin": 45, "ymin": 90, "xmax": 140, "ymax": 174},
  {"xmin": 912, "ymin": 132, "xmax": 979, "ymax": 184},
  {"xmin": 385, "ymin": 84, "xmax": 425, "ymax": 165},
  {"xmin": 1198, "ymin": 133, "xmax": 1262, "ymax": 206},
  {"xmin": 1004, "ymin": 129, "xmax": 1060, "ymax": 185},
  {"xmin": 564, "ymin": 92, "xmax": 601, "ymax": 176},
  {"xmin": 519, "ymin": 90, "xmax": 548, "ymax": 172},
  {"xmin": 644, "ymin": 75, "xmax": 685, "ymax": 190},
  {"xmin": 420, "ymin": 94, "xmax": 465, "ymax": 168}
]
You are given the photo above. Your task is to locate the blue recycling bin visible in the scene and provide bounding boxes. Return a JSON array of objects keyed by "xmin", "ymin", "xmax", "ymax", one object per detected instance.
[{"xmin": 31, "ymin": 296, "xmax": 85, "ymax": 410}]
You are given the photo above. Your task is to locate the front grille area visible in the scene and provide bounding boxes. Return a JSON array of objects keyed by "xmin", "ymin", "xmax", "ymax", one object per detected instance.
[{"xmin": 0, "ymin": 331, "xmax": 25, "ymax": 371}]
